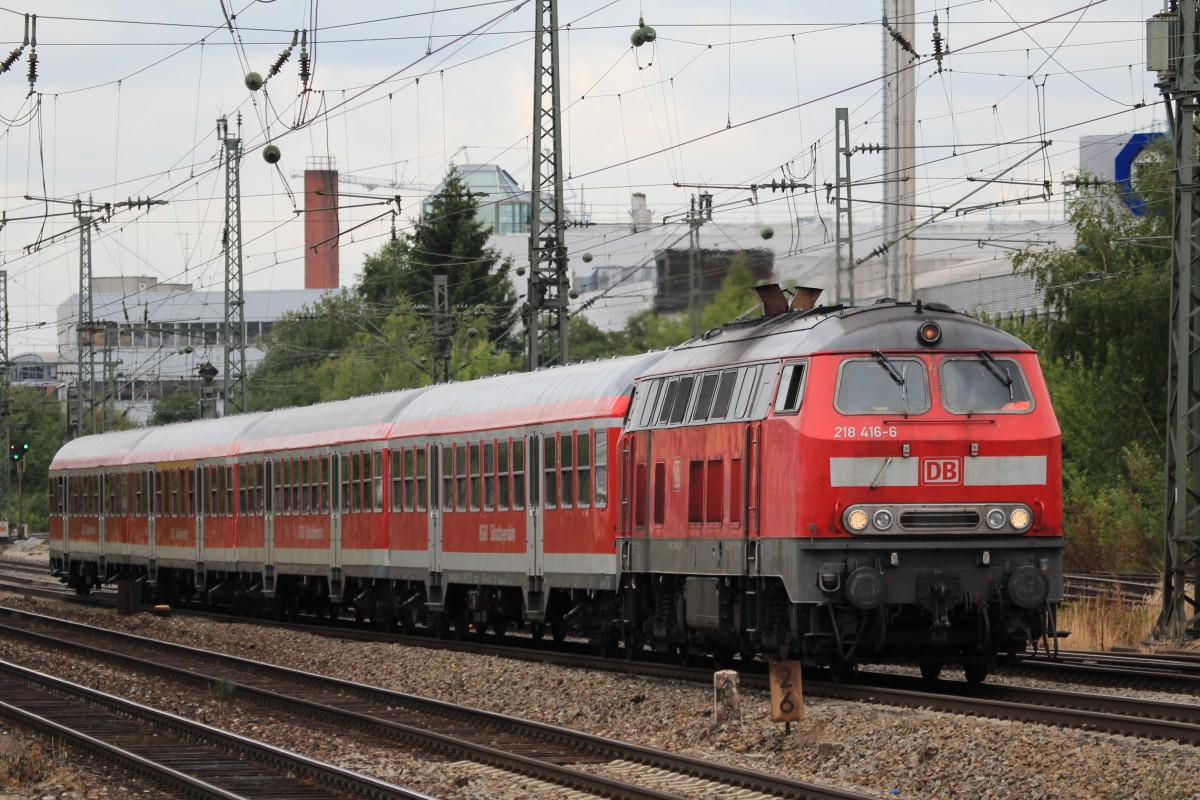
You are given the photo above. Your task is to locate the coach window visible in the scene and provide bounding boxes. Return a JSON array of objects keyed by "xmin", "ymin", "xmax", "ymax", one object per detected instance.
[
  {"xmin": 398, "ymin": 450, "xmax": 412, "ymax": 513},
  {"xmin": 576, "ymin": 431, "xmax": 591, "ymax": 507},
  {"xmin": 512, "ymin": 439, "xmax": 525, "ymax": 511},
  {"xmin": 470, "ymin": 442, "xmax": 482, "ymax": 511},
  {"xmin": 940, "ymin": 357, "xmax": 1033, "ymax": 414},
  {"xmin": 456, "ymin": 444, "xmax": 469, "ymax": 512},
  {"xmin": 402, "ymin": 447, "xmax": 415, "ymax": 511},
  {"xmin": 442, "ymin": 446, "xmax": 455, "ymax": 512},
  {"xmin": 106, "ymin": 472, "xmax": 118, "ymax": 516},
  {"xmin": 543, "ymin": 435, "xmax": 557, "ymax": 510},
  {"xmin": 560, "ymin": 433, "xmax": 574, "ymax": 508},
  {"xmin": 339, "ymin": 454, "xmax": 351, "ymax": 513},
  {"xmin": 483, "ymin": 442, "xmax": 495, "ymax": 510},
  {"xmin": 301, "ymin": 458, "xmax": 311, "ymax": 513},
  {"xmin": 186, "ymin": 469, "xmax": 196, "ymax": 517},
  {"xmin": 373, "ymin": 451, "xmax": 384, "ymax": 512},
  {"xmin": 497, "ymin": 441, "xmax": 510, "ymax": 511},
  {"xmin": 835, "ymin": 357, "xmax": 930, "ymax": 415},
  {"xmin": 774, "ymin": 363, "xmax": 807, "ymax": 415},
  {"xmin": 594, "ymin": 431, "xmax": 608, "ymax": 508},
  {"xmin": 312, "ymin": 457, "xmax": 322, "ymax": 514},
  {"xmin": 414, "ymin": 447, "xmax": 427, "ymax": 512},
  {"xmin": 294, "ymin": 458, "xmax": 304, "ymax": 513},
  {"xmin": 352, "ymin": 453, "xmax": 364, "ymax": 513},
  {"xmin": 154, "ymin": 471, "xmax": 164, "ymax": 516}
]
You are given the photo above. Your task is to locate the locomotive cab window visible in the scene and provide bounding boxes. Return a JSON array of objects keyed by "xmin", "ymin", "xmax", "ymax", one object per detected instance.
[
  {"xmin": 835, "ymin": 357, "xmax": 930, "ymax": 415},
  {"xmin": 940, "ymin": 355, "xmax": 1033, "ymax": 414}
]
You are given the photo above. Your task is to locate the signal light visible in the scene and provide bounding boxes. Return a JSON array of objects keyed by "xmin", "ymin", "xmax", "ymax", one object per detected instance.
[
  {"xmin": 917, "ymin": 321, "xmax": 942, "ymax": 346},
  {"xmin": 9, "ymin": 442, "xmax": 28, "ymax": 462}
]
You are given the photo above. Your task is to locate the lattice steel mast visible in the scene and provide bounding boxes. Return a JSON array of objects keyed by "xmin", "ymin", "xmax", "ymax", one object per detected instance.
[
  {"xmin": 1152, "ymin": 2, "xmax": 1200, "ymax": 640},
  {"xmin": 526, "ymin": 0, "xmax": 569, "ymax": 370},
  {"xmin": 219, "ymin": 115, "xmax": 247, "ymax": 414}
]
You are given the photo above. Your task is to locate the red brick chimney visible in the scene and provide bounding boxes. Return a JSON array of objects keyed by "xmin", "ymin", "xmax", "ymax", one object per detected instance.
[{"xmin": 304, "ymin": 157, "xmax": 339, "ymax": 289}]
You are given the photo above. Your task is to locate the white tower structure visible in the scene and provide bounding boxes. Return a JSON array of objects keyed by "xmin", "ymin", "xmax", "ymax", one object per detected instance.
[{"xmin": 882, "ymin": 0, "xmax": 917, "ymax": 300}]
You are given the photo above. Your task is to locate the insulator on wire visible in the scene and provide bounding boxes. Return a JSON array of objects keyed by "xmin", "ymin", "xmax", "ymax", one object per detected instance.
[
  {"xmin": 267, "ymin": 29, "xmax": 299, "ymax": 80},
  {"xmin": 298, "ymin": 29, "xmax": 310, "ymax": 87},
  {"xmin": 932, "ymin": 13, "xmax": 945, "ymax": 72}
]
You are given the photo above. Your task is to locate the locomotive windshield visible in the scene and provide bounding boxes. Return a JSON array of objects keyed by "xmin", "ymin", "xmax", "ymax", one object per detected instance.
[
  {"xmin": 835, "ymin": 357, "xmax": 930, "ymax": 415},
  {"xmin": 940, "ymin": 356, "xmax": 1032, "ymax": 413}
]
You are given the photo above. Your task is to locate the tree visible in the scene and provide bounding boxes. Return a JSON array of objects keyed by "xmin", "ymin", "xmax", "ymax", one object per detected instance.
[
  {"xmin": 1010, "ymin": 140, "xmax": 1171, "ymax": 570},
  {"xmin": 358, "ymin": 169, "xmax": 520, "ymax": 353},
  {"xmin": 4, "ymin": 387, "xmax": 67, "ymax": 533},
  {"xmin": 149, "ymin": 394, "xmax": 200, "ymax": 426},
  {"xmin": 246, "ymin": 290, "xmax": 365, "ymax": 411}
]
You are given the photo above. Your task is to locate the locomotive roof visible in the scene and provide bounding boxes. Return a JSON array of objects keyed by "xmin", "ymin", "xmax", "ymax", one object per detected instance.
[
  {"xmin": 639, "ymin": 301, "xmax": 1031, "ymax": 375},
  {"xmin": 391, "ymin": 351, "xmax": 668, "ymax": 436}
]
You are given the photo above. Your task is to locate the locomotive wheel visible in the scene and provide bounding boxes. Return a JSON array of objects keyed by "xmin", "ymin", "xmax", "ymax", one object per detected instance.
[
  {"xmin": 919, "ymin": 662, "xmax": 942, "ymax": 681},
  {"xmin": 963, "ymin": 660, "xmax": 990, "ymax": 685},
  {"xmin": 550, "ymin": 616, "xmax": 567, "ymax": 643},
  {"xmin": 530, "ymin": 622, "xmax": 546, "ymax": 641},
  {"xmin": 828, "ymin": 663, "xmax": 858, "ymax": 683},
  {"xmin": 453, "ymin": 609, "xmax": 471, "ymax": 641},
  {"xmin": 492, "ymin": 616, "xmax": 508, "ymax": 639}
]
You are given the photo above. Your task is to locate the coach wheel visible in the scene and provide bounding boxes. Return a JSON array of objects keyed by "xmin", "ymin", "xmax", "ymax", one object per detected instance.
[
  {"xmin": 919, "ymin": 662, "xmax": 942, "ymax": 681},
  {"xmin": 550, "ymin": 616, "xmax": 568, "ymax": 643},
  {"xmin": 491, "ymin": 614, "xmax": 508, "ymax": 639},
  {"xmin": 828, "ymin": 662, "xmax": 858, "ymax": 683},
  {"xmin": 432, "ymin": 612, "xmax": 450, "ymax": 639},
  {"xmin": 530, "ymin": 622, "xmax": 546, "ymax": 641},
  {"xmin": 453, "ymin": 609, "xmax": 471, "ymax": 641},
  {"xmin": 963, "ymin": 660, "xmax": 990, "ymax": 685}
]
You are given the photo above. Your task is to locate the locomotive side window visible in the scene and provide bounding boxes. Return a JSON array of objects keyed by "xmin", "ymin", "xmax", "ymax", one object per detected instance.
[
  {"xmin": 635, "ymin": 380, "xmax": 661, "ymax": 428},
  {"xmin": 657, "ymin": 380, "xmax": 679, "ymax": 425},
  {"xmin": 774, "ymin": 362, "xmax": 807, "ymax": 414},
  {"xmin": 733, "ymin": 366, "xmax": 762, "ymax": 419},
  {"xmin": 710, "ymin": 370, "xmax": 738, "ymax": 420},
  {"xmin": 497, "ymin": 441, "xmax": 510, "ymax": 511},
  {"xmin": 669, "ymin": 376, "xmax": 695, "ymax": 424},
  {"xmin": 940, "ymin": 357, "xmax": 1033, "ymax": 414},
  {"xmin": 594, "ymin": 431, "xmax": 608, "ymax": 508},
  {"xmin": 576, "ymin": 431, "xmax": 591, "ymax": 508},
  {"xmin": 692, "ymin": 373, "xmax": 720, "ymax": 422},
  {"xmin": 835, "ymin": 357, "xmax": 930, "ymax": 415}
]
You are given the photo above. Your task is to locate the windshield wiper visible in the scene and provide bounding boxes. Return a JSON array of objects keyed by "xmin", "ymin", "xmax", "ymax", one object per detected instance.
[
  {"xmin": 979, "ymin": 350, "xmax": 1014, "ymax": 402},
  {"xmin": 872, "ymin": 350, "xmax": 905, "ymax": 385}
]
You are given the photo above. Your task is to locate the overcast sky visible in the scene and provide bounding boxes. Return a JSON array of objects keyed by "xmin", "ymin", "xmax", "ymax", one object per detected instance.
[{"xmin": 0, "ymin": 1, "xmax": 1161, "ymax": 353}]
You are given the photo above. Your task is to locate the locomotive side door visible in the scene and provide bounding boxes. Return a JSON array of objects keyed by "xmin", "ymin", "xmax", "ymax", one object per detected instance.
[
  {"xmin": 427, "ymin": 444, "xmax": 442, "ymax": 575},
  {"xmin": 619, "ymin": 430, "xmax": 651, "ymax": 574},
  {"xmin": 526, "ymin": 433, "xmax": 544, "ymax": 580}
]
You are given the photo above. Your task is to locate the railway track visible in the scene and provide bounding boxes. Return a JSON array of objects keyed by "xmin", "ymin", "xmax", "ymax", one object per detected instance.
[
  {"xmin": 5, "ymin": 566, "xmax": 1200, "ymax": 750},
  {"xmin": 0, "ymin": 605, "xmax": 876, "ymax": 800},
  {"xmin": 0, "ymin": 659, "xmax": 432, "ymax": 800}
]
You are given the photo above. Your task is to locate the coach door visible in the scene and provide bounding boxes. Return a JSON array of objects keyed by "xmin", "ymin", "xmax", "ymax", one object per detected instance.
[
  {"xmin": 527, "ymin": 434, "xmax": 544, "ymax": 580},
  {"xmin": 427, "ymin": 444, "xmax": 442, "ymax": 575}
]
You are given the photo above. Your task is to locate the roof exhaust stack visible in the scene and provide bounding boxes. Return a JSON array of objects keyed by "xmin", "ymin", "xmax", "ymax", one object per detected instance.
[
  {"xmin": 789, "ymin": 286, "xmax": 823, "ymax": 312},
  {"xmin": 753, "ymin": 283, "xmax": 789, "ymax": 316}
]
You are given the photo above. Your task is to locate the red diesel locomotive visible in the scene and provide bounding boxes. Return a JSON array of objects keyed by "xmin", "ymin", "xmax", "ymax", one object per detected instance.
[{"xmin": 49, "ymin": 297, "xmax": 1063, "ymax": 681}]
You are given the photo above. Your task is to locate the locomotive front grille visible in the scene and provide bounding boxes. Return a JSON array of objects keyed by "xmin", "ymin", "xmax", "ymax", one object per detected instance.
[{"xmin": 899, "ymin": 509, "xmax": 981, "ymax": 530}]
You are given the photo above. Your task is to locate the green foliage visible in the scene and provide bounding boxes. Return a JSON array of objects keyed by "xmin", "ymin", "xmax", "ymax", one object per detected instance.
[
  {"xmin": 1010, "ymin": 141, "xmax": 1171, "ymax": 572},
  {"xmin": 358, "ymin": 169, "xmax": 519, "ymax": 352},
  {"xmin": 149, "ymin": 393, "xmax": 201, "ymax": 426},
  {"xmin": 4, "ymin": 387, "xmax": 66, "ymax": 533},
  {"xmin": 247, "ymin": 290, "xmax": 365, "ymax": 410}
]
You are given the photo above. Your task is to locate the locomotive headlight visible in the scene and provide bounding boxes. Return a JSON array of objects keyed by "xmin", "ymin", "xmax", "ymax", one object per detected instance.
[
  {"xmin": 985, "ymin": 508, "xmax": 1006, "ymax": 530},
  {"xmin": 846, "ymin": 509, "xmax": 869, "ymax": 532},
  {"xmin": 872, "ymin": 509, "xmax": 893, "ymax": 530},
  {"xmin": 1009, "ymin": 507, "xmax": 1031, "ymax": 531},
  {"xmin": 917, "ymin": 321, "xmax": 942, "ymax": 345}
]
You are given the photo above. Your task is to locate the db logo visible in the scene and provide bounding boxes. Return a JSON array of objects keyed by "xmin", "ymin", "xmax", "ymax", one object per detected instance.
[{"xmin": 921, "ymin": 457, "xmax": 962, "ymax": 485}]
